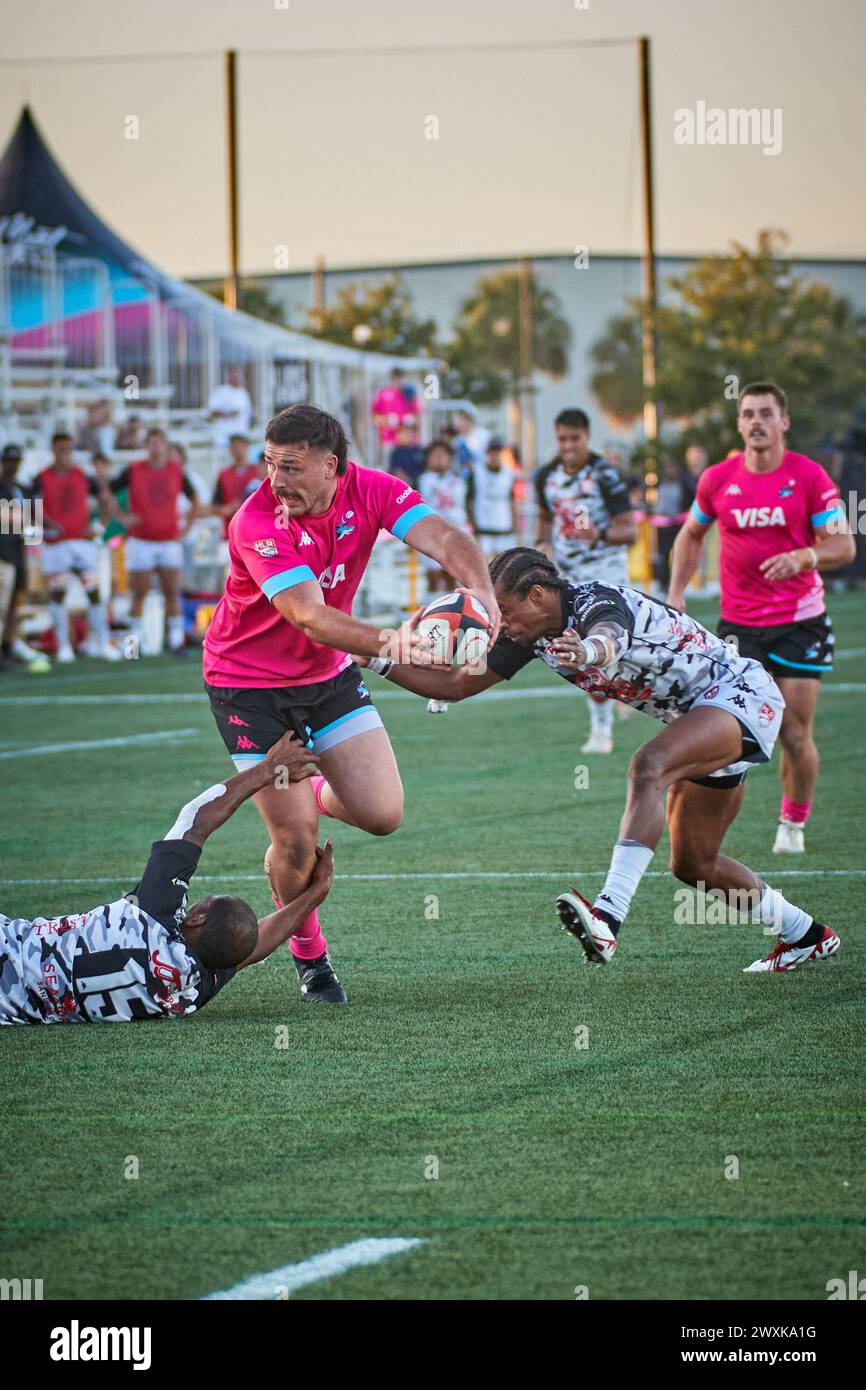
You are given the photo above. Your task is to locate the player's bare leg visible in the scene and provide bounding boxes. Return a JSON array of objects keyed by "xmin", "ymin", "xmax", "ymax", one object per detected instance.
[
  {"xmin": 156, "ymin": 565, "xmax": 185, "ymax": 652},
  {"xmin": 315, "ymin": 726, "xmax": 404, "ymax": 834},
  {"xmin": 666, "ymin": 780, "xmax": 759, "ymax": 895},
  {"xmin": 254, "ymin": 776, "xmax": 346, "ymax": 1002},
  {"xmin": 557, "ymin": 706, "xmax": 837, "ymax": 969},
  {"xmin": 773, "ymin": 677, "xmax": 819, "ymax": 853},
  {"xmin": 128, "ymin": 569, "xmax": 151, "ymax": 653},
  {"xmin": 618, "ymin": 706, "xmax": 743, "ymax": 848}
]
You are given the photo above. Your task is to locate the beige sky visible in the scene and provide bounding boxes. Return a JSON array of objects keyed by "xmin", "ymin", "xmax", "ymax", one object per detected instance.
[{"xmin": 1, "ymin": 0, "xmax": 864, "ymax": 278}]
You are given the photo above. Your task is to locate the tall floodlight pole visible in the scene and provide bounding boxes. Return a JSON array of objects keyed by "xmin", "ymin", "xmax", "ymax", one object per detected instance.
[
  {"xmin": 518, "ymin": 255, "xmax": 536, "ymax": 471},
  {"xmin": 638, "ymin": 35, "xmax": 658, "ymax": 507},
  {"xmin": 224, "ymin": 49, "xmax": 241, "ymax": 311}
]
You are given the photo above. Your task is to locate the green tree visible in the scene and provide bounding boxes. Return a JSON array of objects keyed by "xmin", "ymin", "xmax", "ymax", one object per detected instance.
[
  {"xmin": 589, "ymin": 230, "xmax": 866, "ymax": 454},
  {"xmin": 304, "ymin": 274, "xmax": 437, "ymax": 356},
  {"xmin": 200, "ymin": 278, "xmax": 289, "ymax": 327},
  {"xmin": 444, "ymin": 268, "xmax": 571, "ymax": 407}
]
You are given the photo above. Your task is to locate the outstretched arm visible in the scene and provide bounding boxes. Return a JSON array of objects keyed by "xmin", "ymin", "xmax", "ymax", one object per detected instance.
[
  {"xmin": 238, "ymin": 842, "xmax": 334, "ymax": 968},
  {"xmin": 402, "ymin": 513, "xmax": 501, "ymax": 641},
  {"xmin": 163, "ymin": 732, "xmax": 317, "ymax": 849}
]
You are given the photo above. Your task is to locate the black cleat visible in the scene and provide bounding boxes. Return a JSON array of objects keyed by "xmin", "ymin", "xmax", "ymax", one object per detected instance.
[{"xmin": 293, "ymin": 951, "xmax": 348, "ymax": 1004}]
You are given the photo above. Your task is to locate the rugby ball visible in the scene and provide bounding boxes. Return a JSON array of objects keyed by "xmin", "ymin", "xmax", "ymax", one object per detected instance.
[{"xmin": 415, "ymin": 590, "xmax": 493, "ymax": 668}]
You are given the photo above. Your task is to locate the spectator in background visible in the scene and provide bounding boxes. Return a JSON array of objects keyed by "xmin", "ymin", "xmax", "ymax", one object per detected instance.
[
  {"xmin": 77, "ymin": 400, "xmax": 115, "ymax": 457},
  {"xmin": 680, "ymin": 443, "xmax": 708, "ymax": 509},
  {"xmin": 212, "ymin": 435, "xmax": 263, "ymax": 540},
  {"xmin": 372, "ymin": 368, "xmax": 414, "ymax": 453},
  {"xmin": 31, "ymin": 433, "xmax": 118, "ymax": 663},
  {"xmin": 627, "ymin": 475, "xmax": 647, "ymax": 511},
  {"xmin": 114, "ymin": 414, "xmax": 146, "ymax": 451},
  {"xmin": 416, "ymin": 439, "xmax": 468, "ymax": 595},
  {"xmin": 0, "ymin": 444, "xmax": 41, "ymax": 667},
  {"xmin": 452, "ymin": 408, "xmax": 491, "ymax": 474},
  {"xmin": 108, "ymin": 428, "xmax": 201, "ymax": 655},
  {"xmin": 388, "ymin": 423, "xmax": 425, "ymax": 487},
  {"xmin": 467, "ymin": 438, "xmax": 518, "ymax": 558},
  {"xmin": 208, "ymin": 366, "xmax": 253, "ymax": 446},
  {"xmin": 653, "ymin": 457, "xmax": 691, "ymax": 589}
]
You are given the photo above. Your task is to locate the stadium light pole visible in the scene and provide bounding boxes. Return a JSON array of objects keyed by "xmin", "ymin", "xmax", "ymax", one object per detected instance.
[
  {"xmin": 224, "ymin": 49, "xmax": 241, "ymax": 312},
  {"xmin": 638, "ymin": 35, "xmax": 659, "ymax": 508},
  {"xmin": 518, "ymin": 256, "xmax": 536, "ymax": 470}
]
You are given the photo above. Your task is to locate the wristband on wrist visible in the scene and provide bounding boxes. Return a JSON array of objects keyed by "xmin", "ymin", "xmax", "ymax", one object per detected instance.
[
  {"xmin": 802, "ymin": 547, "xmax": 818, "ymax": 571},
  {"xmin": 583, "ymin": 636, "xmax": 613, "ymax": 667},
  {"xmin": 367, "ymin": 656, "xmax": 395, "ymax": 677}
]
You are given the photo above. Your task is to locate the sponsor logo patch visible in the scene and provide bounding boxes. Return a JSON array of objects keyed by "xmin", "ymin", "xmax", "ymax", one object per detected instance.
[
  {"xmin": 759, "ymin": 701, "xmax": 777, "ymax": 726},
  {"xmin": 253, "ymin": 538, "xmax": 278, "ymax": 557}
]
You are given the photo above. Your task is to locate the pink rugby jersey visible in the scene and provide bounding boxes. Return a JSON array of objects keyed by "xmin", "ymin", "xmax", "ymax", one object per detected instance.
[
  {"xmin": 203, "ymin": 464, "xmax": 435, "ymax": 687},
  {"xmin": 692, "ymin": 451, "xmax": 845, "ymax": 626}
]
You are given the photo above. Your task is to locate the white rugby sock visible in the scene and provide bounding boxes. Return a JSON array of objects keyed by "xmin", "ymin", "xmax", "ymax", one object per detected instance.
[
  {"xmin": 49, "ymin": 601, "xmax": 70, "ymax": 648},
  {"xmin": 748, "ymin": 885, "xmax": 813, "ymax": 943},
  {"xmin": 589, "ymin": 698, "xmax": 613, "ymax": 733},
  {"xmin": 594, "ymin": 839, "xmax": 655, "ymax": 924},
  {"xmin": 168, "ymin": 614, "xmax": 185, "ymax": 650},
  {"xmin": 88, "ymin": 601, "xmax": 108, "ymax": 646}
]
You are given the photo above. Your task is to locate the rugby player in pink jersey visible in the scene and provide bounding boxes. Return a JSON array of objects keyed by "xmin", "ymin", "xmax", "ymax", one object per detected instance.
[
  {"xmin": 668, "ymin": 382, "xmax": 855, "ymax": 853},
  {"xmin": 203, "ymin": 404, "xmax": 500, "ymax": 1004}
]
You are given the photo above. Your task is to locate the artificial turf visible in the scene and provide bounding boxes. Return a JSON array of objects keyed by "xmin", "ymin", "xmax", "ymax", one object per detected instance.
[{"xmin": 0, "ymin": 593, "xmax": 864, "ymax": 1300}]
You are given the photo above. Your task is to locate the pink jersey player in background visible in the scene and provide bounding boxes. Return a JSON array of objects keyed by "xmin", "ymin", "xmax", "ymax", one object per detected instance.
[
  {"xmin": 203, "ymin": 403, "xmax": 499, "ymax": 1005},
  {"xmin": 668, "ymin": 381, "xmax": 855, "ymax": 854}
]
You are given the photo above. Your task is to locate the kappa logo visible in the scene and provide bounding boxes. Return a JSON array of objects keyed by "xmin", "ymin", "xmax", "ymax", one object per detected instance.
[
  {"xmin": 253, "ymin": 538, "xmax": 278, "ymax": 558},
  {"xmin": 228, "ymin": 714, "xmax": 250, "ymax": 727},
  {"xmin": 235, "ymin": 734, "xmax": 260, "ymax": 751},
  {"xmin": 725, "ymin": 483, "xmax": 742, "ymax": 495},
  {"xmin": 731, "ymin": 505, "xmax": 786, "ymax": 528},
  {"xmin": 298, "ymin": 530, "xmax": 313, "ymax": 546}
]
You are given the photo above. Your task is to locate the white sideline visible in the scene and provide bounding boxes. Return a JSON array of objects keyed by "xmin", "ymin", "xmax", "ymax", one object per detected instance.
[
  {"xmin": 0, "ymin": 729, "xmax": 200, "ymax": 760},
  {"xmin": 202, "ymin": 1237, "xmax": 425, "ymax": 1300},
  {"xmin": 0, "ymin": 682, "xmax": 863, "ymax": 708},
  {"xmin": 1, "ymin": 868, "xmax": 863, "ymax": 887}
]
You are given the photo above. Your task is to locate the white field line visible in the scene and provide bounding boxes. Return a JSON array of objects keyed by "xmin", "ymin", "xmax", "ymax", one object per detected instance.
[
  {"xmin": 202, "ymin": 1237, "xmax": 425, "ymax": 1300},
  {"xmin": 0, "ymin": 683, "xmax": 864, "ymax": 708},
  {"xmin": 0, "ymin": 729, "xmax": 199, "ymax": 760},
  {"xmin": 2, "ymin": 869, "xmax": 863, "ymax": 887}
]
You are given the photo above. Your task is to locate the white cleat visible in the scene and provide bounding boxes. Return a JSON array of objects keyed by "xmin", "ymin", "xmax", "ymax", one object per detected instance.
[
  {"xmin": 426, "ymin": 699, "xmax": 450, "ymax": 714},
  {"xmin": 55, "ymin": 643, "xmax": 76, "ymax": 664},
  {"xmin": 11, "ymin": 638, "xmax": 42, "ymax": 661},
  {"xmin": 743, "ymin": 925, "xmax": 840, "ymax": 973},
  {"xmin": 100, "ymin": 641, "xmax": 123, "ymax": 662},
  {"xmin": 773, "ymin": 820, "xmax": 805, "ymax": 854},
  {"xmin": 556, "ymin": 885, "xmax": 619, "ymax": 965},
  {"xmin": 581, "ymin": 730, "xmax": 613, "ymax": 754}
]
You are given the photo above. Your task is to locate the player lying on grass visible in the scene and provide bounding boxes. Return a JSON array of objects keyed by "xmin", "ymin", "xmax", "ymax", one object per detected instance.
[
  {"xmin": 354, "ymin": 547, "xmax": 841, "ymax": 974},
  {"xmin": 0, "ymin": 733, "xmax": 333, "ymax": 1025}
]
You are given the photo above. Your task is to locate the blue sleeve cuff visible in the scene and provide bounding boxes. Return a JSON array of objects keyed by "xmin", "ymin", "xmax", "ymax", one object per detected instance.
[
  {"xmin": 811, "ymin": 505, "xmax": 844, "ymax": 528},
  {"xmin": 261, "ymin": 565, "xmax": 317, "ymax": 600},
  {"xmin": 390, "ymin": 502, "xmax": 436, "ymax": 541},
  {"xmin": 690, "ymin": 500, "xmax": 714, "ymax": 526}
]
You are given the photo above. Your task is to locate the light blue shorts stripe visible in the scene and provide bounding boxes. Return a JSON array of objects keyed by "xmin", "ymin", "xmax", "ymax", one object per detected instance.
[{"xmin": 311, "ymin": 706, "xmax": 383, "ymax": 753}]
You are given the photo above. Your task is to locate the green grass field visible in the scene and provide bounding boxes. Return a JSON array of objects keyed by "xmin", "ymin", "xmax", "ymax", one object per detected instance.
[{"xmin": 1, "ymin": 593, "xmax": 864, "ymax": 1301}]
